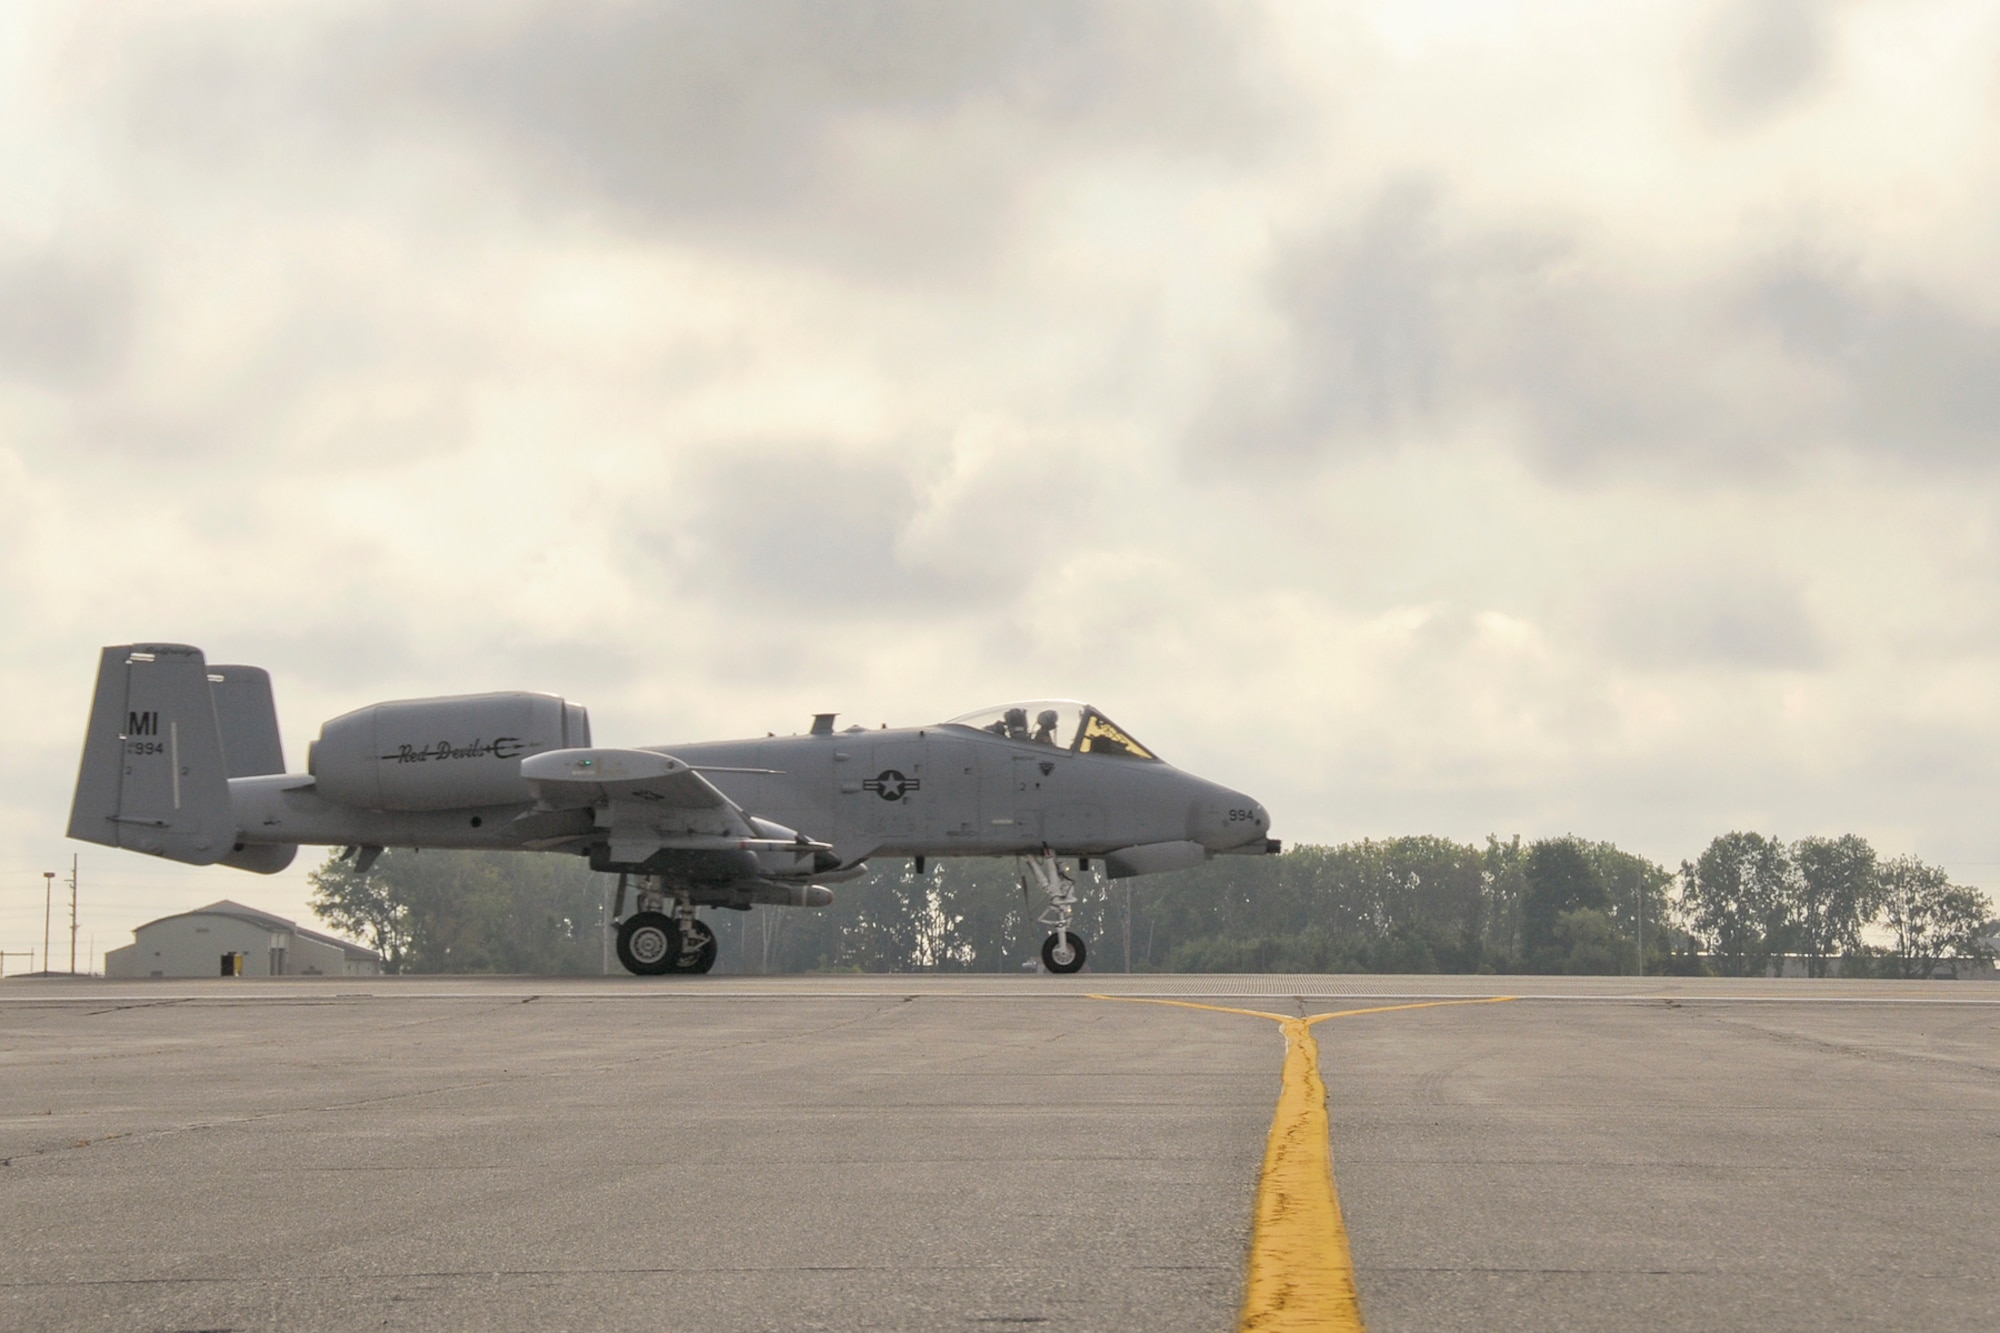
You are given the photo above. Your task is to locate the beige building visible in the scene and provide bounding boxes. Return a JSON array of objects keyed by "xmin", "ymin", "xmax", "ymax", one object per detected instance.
[{"xmin": 104, "ymin": 900, "xmax": 381, "ymax": 979}]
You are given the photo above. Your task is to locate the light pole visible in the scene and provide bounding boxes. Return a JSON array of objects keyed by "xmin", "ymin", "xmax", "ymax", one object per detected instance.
[
  {"xmin": 68, "ymin": 855, "xmax": 78, "ymax": 975},
  {"xmin": 43, "ymin": 872, "xmax": 54, "ymax": 976}
]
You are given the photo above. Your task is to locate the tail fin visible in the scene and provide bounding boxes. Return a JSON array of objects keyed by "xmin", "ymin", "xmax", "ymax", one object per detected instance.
[{"xmin": 68, "ymin": 644, "xmax": 235, "ymax": 866}]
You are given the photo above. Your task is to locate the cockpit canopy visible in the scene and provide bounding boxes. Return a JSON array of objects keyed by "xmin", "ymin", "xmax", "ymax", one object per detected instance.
[{"xmin": 942, "ymin": 701, "xmax": 1159, "ymax": 761}]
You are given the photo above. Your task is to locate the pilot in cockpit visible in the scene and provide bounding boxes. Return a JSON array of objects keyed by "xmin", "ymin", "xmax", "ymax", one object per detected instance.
[
  {"xmin": 987, "ymin": 707, "xmax": 1031, "ymax": 740},
  {"xmin": 1032, "ymin": 709, "xmax": 1060, "ymax": 745}
]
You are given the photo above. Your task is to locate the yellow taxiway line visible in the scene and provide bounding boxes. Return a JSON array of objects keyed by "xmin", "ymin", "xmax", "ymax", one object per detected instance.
[{"xmin": 1089, "ymin": 993, "xmax": 1516, "ymax": 1332}]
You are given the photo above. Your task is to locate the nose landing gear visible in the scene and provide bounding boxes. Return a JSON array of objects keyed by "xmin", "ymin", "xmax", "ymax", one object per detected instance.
[
  {"xmin": 612, "ymin": 875, "xmax": 719, "ymax": 975},
  {"xmin": 1022, "ymin": 846, "xmax": 1089, "ymax": 974},
  {"xmin": 1040, "ymin": 929, "xmax": 1086, "ymax": 973}
]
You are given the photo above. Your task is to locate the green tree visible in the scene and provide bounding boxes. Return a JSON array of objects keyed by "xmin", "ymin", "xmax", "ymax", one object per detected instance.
[
  {"xmin": 1522, "ymin": 837, "xmax": 1609, "ymax": 969},
  {"xmin": 1581, "ymin": 841, "xmax": 1672, "ymax": 973},
  {"xmin": 1879, "ymin": 856, "xmax": 1995, "ymax": 980},
  {"xmin": 1553, "ymin": 908, "xmax": 1629, "ymax": 974},
  {"xmin": 930, "ymin": 858, "xmax": 1042, "ymax": 971},
  {"xmin": 708, "ymin": 856, "xmax": 1069, "ymax": 974},
  {"xmin": 309, "ymin": 849, "xmax": 609, "ymax": 974},
  {"xmin": 1681, "ymin": 833, "xmax": 1790, "ymax": 977},
  {"xmin": 306, "ymin": 836, "xmax": 1715, "ymax": 978},
  {"xmin": 309, "ymin": 856, "xmax": 412, "ymax": 973},
  {"xmin": 1137, "ymin": 836, "xmax": 1504, "ymax": 974},
  {"xmin": 1789, "ymin": 835, "xmax": 1880, "ymax": 978}
]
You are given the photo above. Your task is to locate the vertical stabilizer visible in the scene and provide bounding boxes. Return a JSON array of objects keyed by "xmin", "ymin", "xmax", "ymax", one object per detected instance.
[{"xmin": 68, "ymin": 643, "xmax": 234, "ymax": 866}]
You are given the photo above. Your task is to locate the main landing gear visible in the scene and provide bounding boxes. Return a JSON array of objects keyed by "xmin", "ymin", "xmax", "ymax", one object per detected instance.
[
  {"xmin": 1022, "ymin": 846, "xmax": 1088, "ymax": 974},
  {"xmin": 613, "ymin": 875, "xmax": 719, "ymax": 976}
]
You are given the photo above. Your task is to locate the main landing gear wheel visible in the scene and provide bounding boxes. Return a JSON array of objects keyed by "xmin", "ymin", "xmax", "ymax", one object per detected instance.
[
  {"xmin": 680, "ymin": 919, "xmax": 719, "ymax": 975},
  {"xmin": 1042, "ymin": 931, "xmax": 1087, "ymax": 974},
  {"xmin": 617, "ymin": 911, "xmax": 679, "ymax": 976}
]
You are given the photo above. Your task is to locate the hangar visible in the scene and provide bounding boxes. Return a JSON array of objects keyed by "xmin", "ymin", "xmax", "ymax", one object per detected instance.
[{"xmin": 103, "ymin": 901, "xmax": 381, "ymax": 979}]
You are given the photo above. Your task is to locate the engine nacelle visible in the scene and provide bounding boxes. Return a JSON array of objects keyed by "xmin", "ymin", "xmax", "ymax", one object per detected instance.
[{"xmin": 309, "ymin": 692, "xmax": 591, "ymax": 812}]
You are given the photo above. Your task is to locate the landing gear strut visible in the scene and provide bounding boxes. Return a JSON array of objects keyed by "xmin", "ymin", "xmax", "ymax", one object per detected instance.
[
  {"xmin": 613, "ymin": 875, "xmax": 719, "ymax": 976},
  {"xmin": 1022, "ymin": 846, "xmax": 1088, "ymax": 974}
]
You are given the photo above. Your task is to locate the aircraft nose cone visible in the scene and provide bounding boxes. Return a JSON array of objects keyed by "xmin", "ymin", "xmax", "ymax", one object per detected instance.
[{"xmin": 1189, "ymin": 787, "xmax": 1271, "ymax": 850}]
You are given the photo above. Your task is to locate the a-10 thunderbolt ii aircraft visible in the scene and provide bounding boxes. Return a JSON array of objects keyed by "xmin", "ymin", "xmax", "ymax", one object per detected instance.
[{"xmin": 67, "ymin": 644, "xmax": 1279, "ymax": 974}]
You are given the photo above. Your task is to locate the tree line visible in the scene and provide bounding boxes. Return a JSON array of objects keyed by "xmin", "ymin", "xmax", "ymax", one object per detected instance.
[{"xmin": 308, "ymin": 832, "xmax": 1998, "ymax": 977}]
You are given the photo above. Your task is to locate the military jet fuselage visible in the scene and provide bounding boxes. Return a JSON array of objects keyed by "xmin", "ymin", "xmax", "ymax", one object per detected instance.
[{"xmin": 69, "ymin": 645, "xmax": 1278, "ymax": 974}]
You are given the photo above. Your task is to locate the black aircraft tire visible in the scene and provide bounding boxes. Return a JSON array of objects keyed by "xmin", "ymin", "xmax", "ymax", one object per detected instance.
[
  {"xmin": 683, "ymin": 919, "xmax": 719, "ymax": 975},
  {"xmin": 617, "ymin": 912, "xmax": 680, "ymax": 976},
  {"xmin": 1041, "ymin": 931, "xmax": 1087, "ymax": 974}
]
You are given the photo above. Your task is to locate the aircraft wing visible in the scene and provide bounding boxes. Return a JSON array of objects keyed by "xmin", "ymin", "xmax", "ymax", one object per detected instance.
[
  {"xmin": 519, "ymin": 748, "xmax": 827, "ymax": 866},
  {"xmin": 521, "ymin": 748, "xmax": 749, "ymax": 821}
]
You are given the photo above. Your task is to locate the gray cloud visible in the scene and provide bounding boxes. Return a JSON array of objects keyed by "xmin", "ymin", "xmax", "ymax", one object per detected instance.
[
  {"xmin": 634, "ymin": 425, "xmax": 1122, "ymax": 620},
  {"xmin": 1194, "ymin": 186, "xmax": 2000, "ymax": 480},
  {"xmin": 1246, "ymin": 184, "xmax": 1450, "ymax": 448},
  {"xmin": 0, "ymin": 251, "xmax": 135, "ymax": 390},
  {"xmin": 1190, "ymin": 185, "xmax": 1685, "ymax": 470},
  {"xmin": 1190, "ymin": 184, "xmax": 1503, "ymax": 461},
  {"xmin": 1690, "ymin": 0, "xmax": 1835, "ymax": 129},
  {"xmin": 1595, "ymin": 565, "xmax": 1829, "ymax": 671},
  {"xmin": 117, "ymin": 0, "xmax": 1272, "ymax": 275},
  {"xmin": 64, "ymin": 341, "xmax": 472, "ymax": 469},
  {"xmin": 1749, "ymin": 263, "xmax": 2000, "ymax": 465},
  {"xmin": 642, "ymin": 448, "xmax": 935, "ymax": 612},
  {"xmin": 1496, "ymin": 267, "xmax": 1802, "ymax": 480}
]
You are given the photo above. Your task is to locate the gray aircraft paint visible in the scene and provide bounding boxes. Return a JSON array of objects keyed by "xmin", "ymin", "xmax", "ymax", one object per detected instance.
[{"xmin": 70, "ymin": 644, "xmax": 1277, "ymax": 935}]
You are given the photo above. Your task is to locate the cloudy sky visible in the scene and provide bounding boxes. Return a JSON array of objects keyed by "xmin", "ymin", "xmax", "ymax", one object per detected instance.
[{"xmin": 5, "ymin": 0, "xmax": 2000, "ymax": 962}]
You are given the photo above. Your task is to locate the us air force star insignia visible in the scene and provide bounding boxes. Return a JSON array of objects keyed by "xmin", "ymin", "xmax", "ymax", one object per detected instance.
[{"xmin": 863, "ymin": 769, "xmax": 920, "ymax": 801}]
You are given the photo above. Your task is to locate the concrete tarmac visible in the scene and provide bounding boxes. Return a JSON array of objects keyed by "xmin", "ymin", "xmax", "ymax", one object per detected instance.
[{"xmin": 2, "ymin": 974, "xmax": 1996, "ymax": 1331}]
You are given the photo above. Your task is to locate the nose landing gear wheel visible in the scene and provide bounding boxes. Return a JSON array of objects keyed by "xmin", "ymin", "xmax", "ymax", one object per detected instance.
[
  {"xmin": 1041, "ymin": 931, "xmax": 1087, "ymax": 974},
  {"xmin": 680, "ymin": 919, "xmax": 719, "ymax": 975},
  {"xmin": 617, "ymin": 911, "xmax": 679, "ymax": 976}
]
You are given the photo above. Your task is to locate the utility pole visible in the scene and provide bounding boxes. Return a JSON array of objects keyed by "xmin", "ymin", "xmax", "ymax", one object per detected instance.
[
  {"xmin": 1123, "ymin": 879, "xmax": 1132, "ymax": 973},
  {"xmin": 43, "ymin": 871, "xmax": 54, "ymax": 976},
  {"xmin": 1636, "ymin": 877, "xmax": 1645, "ymax": 978},
  {"xmin": 68, "ymin": 854, "xmax": 78, "ymax": 975}
]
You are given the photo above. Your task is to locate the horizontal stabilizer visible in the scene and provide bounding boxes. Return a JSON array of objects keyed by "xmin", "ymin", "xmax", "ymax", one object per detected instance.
[{"xmin": 207, "ymin": 665, "xmax": 285, "ymax": 777}]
